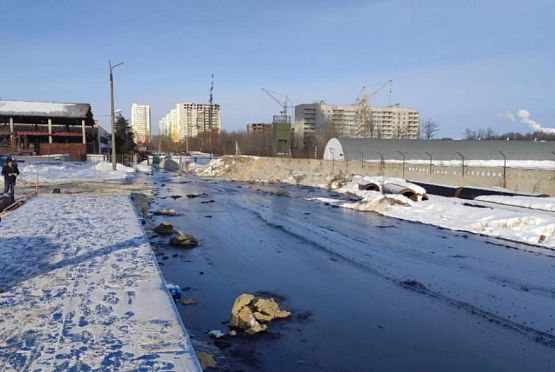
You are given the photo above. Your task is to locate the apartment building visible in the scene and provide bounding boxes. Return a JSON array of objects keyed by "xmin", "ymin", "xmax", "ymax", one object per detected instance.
[
  {"xmin": 370, "ymin": 105, "xmax": 420, "ymax": 139},
  {"xmin": 294, "ymin": 101, "xmax": 419, "ymax": 143},
  {"xmin": 159, "ymin": 103, "xmax": 221, "ymax": 142},
  {"xmin": 158, "ymin": 108, "xmax": 177, "ymax": 141},
  {"xmin": 131, "ymin": 103, "xmax": 151, "ymax": 144}
]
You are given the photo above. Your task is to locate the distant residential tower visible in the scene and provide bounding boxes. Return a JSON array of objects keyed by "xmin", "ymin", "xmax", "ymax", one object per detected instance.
[
  {"xmin": 131, "ymin": 103, "xmax": 151, "ymax": 144},
  {"xmin": 159, "ymin": 103, "xmax": 221, "ymax": 142}
]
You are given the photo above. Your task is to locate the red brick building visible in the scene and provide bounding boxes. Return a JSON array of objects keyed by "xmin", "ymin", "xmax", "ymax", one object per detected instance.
[{"xmin": 0, "ymin": 100, "xmax": 103, "ymax": 160}]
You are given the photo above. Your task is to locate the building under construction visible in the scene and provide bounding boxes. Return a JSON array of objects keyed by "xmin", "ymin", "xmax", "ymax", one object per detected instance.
[
  {"xmin": 294, "ymin": 81, "xmax": 420, "ymax": 148},
  {"xmin": 0, "ymin": 100, "xmax": 103, "ymax": 160},
  {"xmin": 294, "ymin": 102, "xmax": 419, "ymax": 143},
  {"xmin": 159, "ymin": 103, "xmax": 221, "ymax": 142}
]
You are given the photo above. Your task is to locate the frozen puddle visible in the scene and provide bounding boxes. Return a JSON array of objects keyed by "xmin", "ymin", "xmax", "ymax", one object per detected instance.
[{"xmin": 0, "ymin": 195, "xmax": 200, "ymax": 371}]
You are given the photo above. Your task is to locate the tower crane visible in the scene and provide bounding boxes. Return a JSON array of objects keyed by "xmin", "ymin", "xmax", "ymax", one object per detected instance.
[
  {"xmin": 261, "ymin": 88, "xmax": 292, "ymax": 123},
  {"xmin": 355, "ymin": 80, "xmax": 392, "ymax": 138}
]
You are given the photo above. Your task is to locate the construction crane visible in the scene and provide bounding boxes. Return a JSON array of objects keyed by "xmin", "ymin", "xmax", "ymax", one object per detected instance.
[
  {"xmin": 355, "ymin": 80, "xmax": 392, "ymax": 138},
  {"xmin": 207, "ymin": 73, "xmax": 215, "ymax": 149},
  {"xmin": 261, "ymin": 88, "xmax": 292, "ymax": 123}
]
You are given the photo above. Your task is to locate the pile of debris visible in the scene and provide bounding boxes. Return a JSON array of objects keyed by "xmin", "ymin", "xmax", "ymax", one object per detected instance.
[
  {"xmin": 170, "ymin": 232, "xmax": 198, "ymax": 248},
  {"xmin": 229, "ymin": 293, "xmax": 291, "ymax": 336},
  {"xmin": 153, "ymin": 222, "xmax": 198, "ymax": 248},
  {"xmin": 154, "ymin": 221, "xmax": 175, "ymax": 234}
]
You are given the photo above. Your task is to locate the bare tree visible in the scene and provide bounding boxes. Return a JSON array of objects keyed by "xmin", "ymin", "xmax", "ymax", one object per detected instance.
[
  {"xmin": 463, "ymin": 128, "xmax": 477, "ymax": 140},
  {"xmin": 462, "ymin": 127, "xmax": 555, "ymax": 141},
  {"xmin": 420, "ymin": 119, "xmax": 440, "ymax": 140}
]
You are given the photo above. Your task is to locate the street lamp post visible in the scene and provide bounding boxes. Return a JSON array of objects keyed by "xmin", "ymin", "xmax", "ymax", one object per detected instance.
[{"xmin": 109, "ymin": 61, "xmax": 124, "ymax": 171}]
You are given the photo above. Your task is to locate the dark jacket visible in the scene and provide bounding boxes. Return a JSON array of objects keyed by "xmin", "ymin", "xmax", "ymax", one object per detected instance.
[{"xmin": 1, "ymin": 163, "xmax": 20, "ymax": 184}]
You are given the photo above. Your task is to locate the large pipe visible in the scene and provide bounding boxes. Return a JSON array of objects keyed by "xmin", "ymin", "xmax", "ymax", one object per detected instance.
[
  {"xmin": 358, "ymin": 179, "xmax": 429, "ymax": 201},
  {"xmin": 386, "ymin": 185, "xmax": 416, "ymax": 200}
]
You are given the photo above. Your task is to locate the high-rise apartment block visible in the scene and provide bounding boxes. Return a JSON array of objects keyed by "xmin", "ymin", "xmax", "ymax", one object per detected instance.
[
  {"xmin": 294, "ymin": 101, "xmax": 419, "ymax": 142},
  {"xmin": 159, "ymin": 103, "xmax": 221, "ymax": 142},
  {"xmin": 131, "ymin": 103, "xmax": 151, "ymax": 144}
]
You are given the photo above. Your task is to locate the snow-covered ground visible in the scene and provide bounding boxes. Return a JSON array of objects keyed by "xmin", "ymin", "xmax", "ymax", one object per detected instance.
[
  {"xmin": 0, "ymin": 161, "xmax": 153, "ymax": 185},
  {"xmin": 475, "ymin": 195, "xmax": 555, "ymax": 212},
  {"xmin": 0, "ymin": 195, "xmax": 200, "ymax": 370},
  {"xmin": 196, "ymin": 158, "xmax": 555, "ymax": 249},
  {"xmin": 313, "ymin": 177, "xmax": 555, "ymax": 249}
]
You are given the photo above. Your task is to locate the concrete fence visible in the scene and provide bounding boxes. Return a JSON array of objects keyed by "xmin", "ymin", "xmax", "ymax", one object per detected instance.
[{"xmin": 256, "ymin": 157, "xmax": 555, "ymax": 195}]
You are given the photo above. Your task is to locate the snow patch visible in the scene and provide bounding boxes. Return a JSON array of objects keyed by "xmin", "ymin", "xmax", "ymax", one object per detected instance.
[
  {"xmin": 475, "ymin": 195, "xmax": 555, "ymax": 212},
  {"xmin": 317, "ymin": 176, "xmax": 555, "ymax": 248},
  {"xmin": 1, "ymin": 161, "xmax": 153, "ymax": 185}
]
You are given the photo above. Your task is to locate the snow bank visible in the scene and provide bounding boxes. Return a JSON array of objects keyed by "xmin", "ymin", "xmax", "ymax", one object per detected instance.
[
  {"xmin": 475, "ymin": 195, "xmax": 555, "ymax": 212},
  {"xmin": 381, "ymin": 195, "xmax": 555, "ymax": 247},
  {"xmin": 92, "ymin": 161, "xmax": 135, "ymax": 174},
  {"xmin": 310, "ymin": 177, "xmax": 555, "ymax": 248},
  {"xmin": 195, "ymin": 158, "xmax": 229, "ymax": 177},
  {"xmin": 1, "ymin": 161, "xmax": 152, "ymax": 185},
  {"xmin": 137, "ymin": 163, "xmax": 154, "ymax": 175},
  {"xmin": 341, "ymin": 191, "xmax": 413, "ymax": 212}
]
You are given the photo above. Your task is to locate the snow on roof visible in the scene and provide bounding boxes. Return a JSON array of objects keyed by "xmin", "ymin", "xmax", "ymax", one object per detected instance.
[{"xmin": 0, "ymin": 100, "xmax": 91, "ymax": 119}]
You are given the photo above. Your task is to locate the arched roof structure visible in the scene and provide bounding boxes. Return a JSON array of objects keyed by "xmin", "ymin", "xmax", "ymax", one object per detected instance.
[{"xmin": 323, "ymin": 138, "xmax": 555, "ymax": 161}]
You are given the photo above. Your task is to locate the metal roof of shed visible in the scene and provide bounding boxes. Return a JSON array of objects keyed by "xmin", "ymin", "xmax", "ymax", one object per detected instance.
[
  {"xmin": 0, "ymin": 100, "xmax": 92, "ymax": 119},
  {"xmin": 325, "ymin": 138, "xmax": 555, "ymax": 161}
]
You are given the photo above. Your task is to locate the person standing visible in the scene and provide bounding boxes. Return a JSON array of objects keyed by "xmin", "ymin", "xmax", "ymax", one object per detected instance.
[{"xmin": 2, "ymin": 157, "xmax": 20, "ymax": 202}]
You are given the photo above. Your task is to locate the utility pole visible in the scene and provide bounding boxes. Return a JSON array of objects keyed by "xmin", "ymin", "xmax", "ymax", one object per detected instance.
[{"xmin": 109, "ymin": 60, "xmax": 124, "ymax": 170}]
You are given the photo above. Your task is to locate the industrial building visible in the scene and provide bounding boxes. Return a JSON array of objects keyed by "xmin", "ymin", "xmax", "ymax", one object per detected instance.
[
  {"xmin": 131, "ymin": 103, "xmax": 151, "ymax": 144},
  {"xmin": 0, "ymin": 100, "xmax": 105, "ymax": 160},
  {"xmin": 159, "ymin": 103, "xmax": 221, "ymax": 142},
  {"xmin": 294, "ymin": 102, "xmax": 420, "ymax": 143},
  {"xmin": 323, "ymin": 138, "xmax": 555, "ymax": 161}
]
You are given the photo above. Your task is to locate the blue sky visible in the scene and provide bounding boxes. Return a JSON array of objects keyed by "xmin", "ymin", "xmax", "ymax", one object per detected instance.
[{"xmin": 1, "ymin": 0, "xmax": 553, "ymax": 138}]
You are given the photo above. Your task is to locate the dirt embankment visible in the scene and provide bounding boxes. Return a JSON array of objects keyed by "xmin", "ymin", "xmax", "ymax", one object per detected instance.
[{"xmin": 196, "ymin": 156, "xmax": 338, "ymax": 189}]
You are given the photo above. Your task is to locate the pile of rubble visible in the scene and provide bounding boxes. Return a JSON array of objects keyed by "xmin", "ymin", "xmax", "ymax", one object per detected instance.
[
  {"xmin": 229, "ymin": 293, "xmax": 291, "ymax": 336},
  {"xmin": 153, "ymin": 222, "xmax": 198, "ymax": 248}
]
